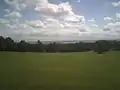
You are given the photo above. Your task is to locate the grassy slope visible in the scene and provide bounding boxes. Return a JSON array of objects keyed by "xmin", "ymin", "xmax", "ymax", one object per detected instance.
[{"xmin": 0, "ymin": 51, "xmax": 120, "ymax": 90}]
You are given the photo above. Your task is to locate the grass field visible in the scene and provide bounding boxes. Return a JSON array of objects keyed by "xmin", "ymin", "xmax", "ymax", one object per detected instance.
[{"xmin": 0, "ymin": 51, "xmax": 120, "ymax": 90}]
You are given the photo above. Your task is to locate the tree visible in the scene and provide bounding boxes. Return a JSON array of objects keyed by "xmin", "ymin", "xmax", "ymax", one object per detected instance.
[
  {"xmin": 5, "ymin": 37, "xmax": 15, "ymax": 51},
  {"xmin": 94, "ymin": 40, "xmax": 110, "ymax": 54},
  {"xmin": 36, "ymin": 40, "xmax": 44, "ymax": 52},
  {"xmin": 18, "ymin": 40, "xmax": 28, "ymax": 52},
  {"xmin": 0, "ymin": 36, "xmax": 120, "ymax": 53},
  {"xmin": 0, "ymin": 36, "xmax": 6, "ymax": 51}
]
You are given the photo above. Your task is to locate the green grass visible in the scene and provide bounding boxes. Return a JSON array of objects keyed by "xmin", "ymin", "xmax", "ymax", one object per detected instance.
[{"xmin": 0, "ymin": 51, "xmax": 120, "ymax": 90}]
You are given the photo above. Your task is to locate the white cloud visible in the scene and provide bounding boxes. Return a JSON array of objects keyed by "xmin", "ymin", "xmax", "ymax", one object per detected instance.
[
  {"xmin": 104, "ymin": 17, "xmax": 113, "ymax": 20},
  {"xmin": 25, "ymin": 0, "xmax": 48, "ymax": 6},
  {"xmin": 35, "ymin": 2, "xmax": 72, "ymax": 18},
  {"xmin": 4, "ymin": 0, "xmax": 24, "ymax": 26},
  {"xmin": 31, "ymin": 0, "xmax": 87, "ymax": 37},
  {"xmin": 112, "ymin": 1, "xmax": 120, "ymax": 7},
  {"xmin": 106, "ymin": 22, "xmax": 120, "ymax": 27},
  {"xmin": 2, "ymin": 0, "xmax": 120, "ymax": 40},
  {"xmin": 6, "ymin": 24, "xmax": 18, "ymax": 29},
  {"xmin": 91, "ymin": 24, "xmax": 98, "ymax": 27},
  {"xmin": 34, "ymin": 0, "xmax": 86, "ymax": 30},
  {"xmin": 63, "ymin": 14, "xmax": 85, "ymax": 24},
  {"xmin": 44, "ymin": 19, "xmax": 63, "ymax": 28},
  {"xmin": 0, "ymin": 19, "xmax": 10, "ymax": 24},
  {"xmin": 26, "ymin": 20, "xmax": 45, "ymax": 28},
  {"xmin": 45, "ymin": 18, "xmax": 59, "ymax": 23},
  {"xmin": 19, "ymin": 3, "xmax": 27, "ymax": 10},
  {"xmin": 34, "ymin": 0, "xmax": 85, "ymax": 23},
  {"xmin": 4, "ymin": 0, "xmax": 27, "ymax": 11},
  {"xmin": 116, "ymin": 13, "xmax": 120, "ymax": 19},
  {"xmin": 4, "ymin": 11, "xmax": 22, "ymax": 18},
  {"xmin": 88, "ymin": 18, "xmax": 95, "ymax": 23},
  {"xmin": 104, "ymin": 22, "xmax": 120, "ymax": 33},
  {"xmin": 4, "ymin": 0, "xmax": 20, "ymax": 10},
  {"xmin": 3, "ymin": 0, "xmax": 86, "ymax": 39},
  {"xmin": 3, "ymin": 20, "xmax": 120, "ymax": 40},
  {"xmin": 2, "ymin": 0, "xmax": 87, "ymax": 40}
]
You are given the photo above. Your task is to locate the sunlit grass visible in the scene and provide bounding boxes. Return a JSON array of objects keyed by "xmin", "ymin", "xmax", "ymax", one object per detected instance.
[{"xmin": 0, "ymin": 51, "xmax": 120, "ymax": 90}]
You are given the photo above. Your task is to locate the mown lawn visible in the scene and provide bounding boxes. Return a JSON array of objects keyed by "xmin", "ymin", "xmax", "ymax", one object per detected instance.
[{"xmin": 0, "ymin": 51, "xmax": 120, "ymax": 90}]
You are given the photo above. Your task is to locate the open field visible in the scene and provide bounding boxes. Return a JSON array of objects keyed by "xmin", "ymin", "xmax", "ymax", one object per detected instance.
[{"xmin": 0, "ymin": 51, "xmax": 120, "ymax": 90}]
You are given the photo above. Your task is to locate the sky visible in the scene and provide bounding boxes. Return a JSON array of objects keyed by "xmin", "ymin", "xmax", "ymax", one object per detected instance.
[{"xmin": 0, "ymin": 0, "xmax": 120, "ymax": 41}]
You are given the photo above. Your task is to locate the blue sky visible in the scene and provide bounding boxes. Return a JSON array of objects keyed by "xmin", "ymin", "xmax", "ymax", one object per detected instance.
[{"xmin": 0, "ymin": 0, "xmax": 120, "ymax": 41}]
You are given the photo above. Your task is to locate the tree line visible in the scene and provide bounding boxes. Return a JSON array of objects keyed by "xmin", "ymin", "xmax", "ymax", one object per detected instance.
[{"xmin": 0, "ymin": 36, "xmax": 120, "ymax": 54}]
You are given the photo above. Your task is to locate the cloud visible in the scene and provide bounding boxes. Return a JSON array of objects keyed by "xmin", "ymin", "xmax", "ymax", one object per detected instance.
[
  {"xmin": 3, "ymin": 0, "xmax": 86, "ymax": 39},
  {"xmin": 4, "ymin": 0, "xmax": 24, "ymax": 26},
  {"xmin": 45, "ymin": 18, "xmax": 59, "ymax": 23},
  {"xmin": 104, "ymin": 17, "xmax": 113, "ymax": 20},
  {"xmin": 116, "ymin": 13, "xmax": 120, "ymax": 19},
  {"xmin": 6, "ymin": 24, "xmax": 18, "ymax": 29},
  {"xmin": 4, "ymin": 11, "xmax": 22, "ymax": 19},
  {"xmin": 34, "ymin": 0, "xmax": 85, "ymax": 23},
  {"xmin": 104, "ymin": 22, "xmax": 120, "ymax": 33},
  {"xmin": 112, "ymin": 1, "xmax": 120, "ymax": 7},
  {"xmin": 26, "ymin": 20, "xmax": 45, "ymax": 28},
  {"xmin": 19, "ymin": 3, "xmax": 27, "ymax": 10},
  {"xmin": 4, "ymin": 0, "xmax": 20, "ymax": 10},
  {"xmin": 78, "ymin": 29, "xmax": 87, "ymax": 32},
  {"xmin": 91, "ymin": 24, "xmax": 98, "ymax": 27},
  {"xmin": 4, "ymin": 0, "xmax": 27, "ymax": 11},
  {"xmin": 4, "ymin": 0, "xmax": 14, "ymax": 5},
  {"xmin": 0, "ymin": 19, "xmax": 10, "ymax": 24},
  {"xmin": 63, "ymin": 14, "xmax": 85, "ymax": 25},
  {"xmin": 106, "ymin": 22, "xmax": 120, "ymax": 27},
  {"xmin": 103, "ymin": 27, "xmax": 111, "ymax": 31},
  {"xmin": 35, "ymin": 2, "xmax": 72, "ymax": 17},
  {"xmin": 4, "ymin": 9, "xmax": 10, "ymax": 13},
  {"xmin": 2, "ymin": 0, "xmax": 119, "ymax": 40},
  {"xmin": 88, "ymin": 18, "xmax": 95, "ymax": 23},
  {"xmin": 3, "ymin": 20, "xmax": 119, "ymax": 41},
  {"xmin": 44, "ymin": 18, "xmax": 64, "ymax": 28},
  {"xmin": 25, "ymin": 0, "xmax": 48, "ymax": 7},
  {"xmin": 32, "ymin": 0, "xmax": 86, "ymax": 36}
]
